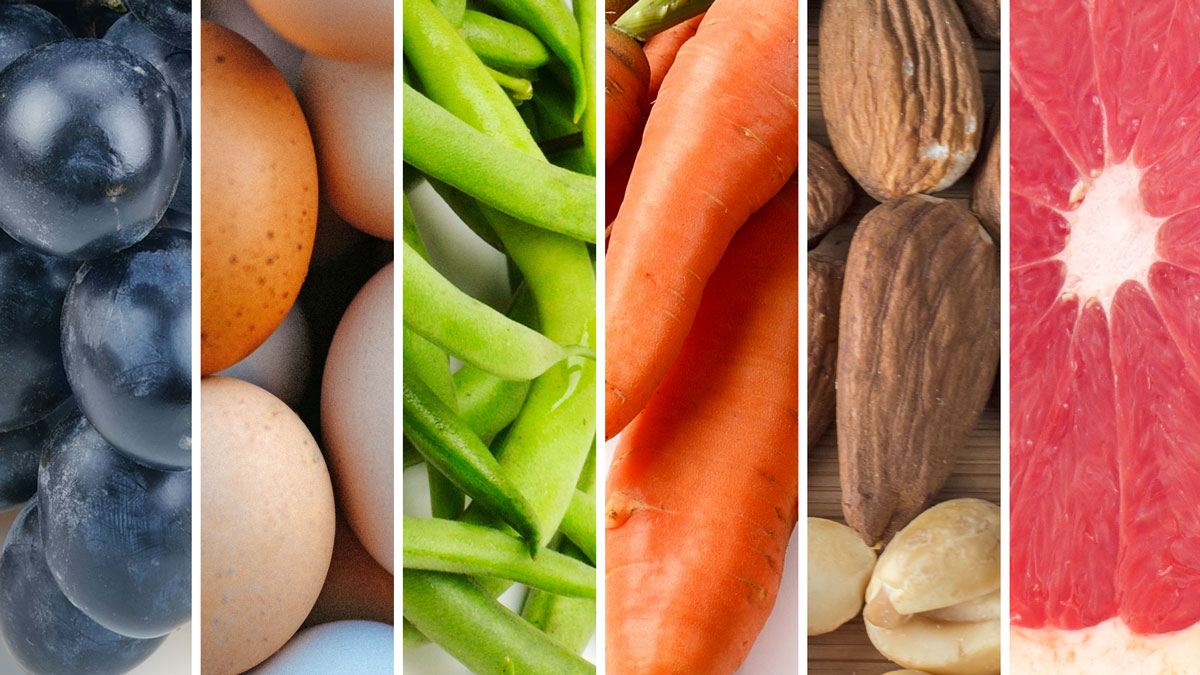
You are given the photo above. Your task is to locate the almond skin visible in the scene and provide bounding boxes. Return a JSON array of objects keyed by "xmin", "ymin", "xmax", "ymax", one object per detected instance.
[
  {"xmin": 836, "ymin": 196, "xmax": 999, "ymax": 545},
  {"xmin": 808, "ymin": 253, "xmax": 844, "ymax": 447},
  {"xmin": 808, "ymin": 139, "xmax": 854, "ymax": 241},
  {"xmin": 819, "ymin": 0, "xmax": 983, "ymax": 201},
  {"xmin": 955, "ymin": 0, "xmax": 1000, "ymax": 42},
  {"xmin": 972, "ymin": 121, "xmax": 1000, "ymax": 242}
]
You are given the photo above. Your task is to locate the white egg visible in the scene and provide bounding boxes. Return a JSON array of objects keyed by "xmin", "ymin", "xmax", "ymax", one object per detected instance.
[
  {"xmin": 322, "ymin": 263, "xmax": 394, "ymax": 573},
  {"xmin": 248, "ymin": 621, "xmax": 393, "ymax": 674}
]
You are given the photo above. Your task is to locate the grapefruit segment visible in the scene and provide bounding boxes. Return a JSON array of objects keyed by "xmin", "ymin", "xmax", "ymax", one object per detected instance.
[
  {"xmin": 1130, "ymin": 0, "xmax": 1200, "ymax": 169},
  {"xmin": 1090, "ymin": 0, "xmax": 1176, "ymax": 165},
  {"xmin": 1110, "ymin": 281, "xmax": 1200, "ymax": 634},
  {"xmin": 1157, "ymin": 209, "xmax": 1200, "ymax": 274},
  {"xmin": 1011, "ymin": 301, "xmax": 1120, "ymax": 631},
  {"xmin": 1010, "ymin": 79, "xmax": 1083, "ymax": 210},
  {"xmin": 1011, "ymin": 0, "xmax": 1105, "ymax": 176},
  {"xmin": 1140, "ymin": 124, "xmax": 1200, "ymax": 218},
  {"xmin": 1011, "ymin": 196, "xmax": 1069, "ymax": 268}
]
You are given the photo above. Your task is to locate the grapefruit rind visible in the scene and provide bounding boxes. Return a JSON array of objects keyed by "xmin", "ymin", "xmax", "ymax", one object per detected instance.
[{"xmin": 1012, "ymin": 620, "xmax": 1200, "ymax": 675}]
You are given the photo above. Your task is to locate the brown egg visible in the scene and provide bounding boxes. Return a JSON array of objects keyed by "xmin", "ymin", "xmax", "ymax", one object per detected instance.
[
  {"xmin": 303, "ymin": 511, "xmax": 394, "ymax": 628},
  {"xmin": 200, "ymin": 20, "xmax": 318, "ymax": 375},
  {"xmin": 245, "ymin": 0, "xmax": 392, "ymax": 64},
  {"xmin": 201, "ymin": 377, "xmax": 335, "ymax": 675}
]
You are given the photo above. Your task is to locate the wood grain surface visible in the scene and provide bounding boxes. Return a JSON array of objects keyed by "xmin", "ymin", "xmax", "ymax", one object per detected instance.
[{"xmin": 807, "ymin": 1, "xmax": 1002, "ymax": 671}]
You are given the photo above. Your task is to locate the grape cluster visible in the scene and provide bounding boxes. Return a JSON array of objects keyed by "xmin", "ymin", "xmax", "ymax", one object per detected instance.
[{"xmin": 0, "ymin": 2, "xmax": 191, "ymax": 673}]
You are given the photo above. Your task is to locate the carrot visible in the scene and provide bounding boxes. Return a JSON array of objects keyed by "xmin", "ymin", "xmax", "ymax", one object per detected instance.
[
  {"xmin": 604, "ymin": 177, "xmax": 798, "ymax": 674},
  {"xmin": 643, "ymin": 13, "xmax": 703, "ymax": 101},
  {"xmin": 604, "ymin": 23, "xmax": 650, "ymax": 167},
  {"xmin": 603, "ymin": 0, "xmax": 798, "ymax": 439},
  {"xmin": 605, "ymin": 135, "xmax": 639, "ymax": 233}
]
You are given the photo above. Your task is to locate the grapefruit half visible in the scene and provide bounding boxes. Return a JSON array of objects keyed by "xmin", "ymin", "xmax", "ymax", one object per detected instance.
[{"xmin": 1011, "ymin": 0, "xmax": 1200, "ymax": 670}]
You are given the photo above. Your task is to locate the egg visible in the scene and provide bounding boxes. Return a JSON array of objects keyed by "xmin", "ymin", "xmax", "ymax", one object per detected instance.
[
  {"xmin": 321, "ymin": 263, "xmax": 394, "ymax": 573},
  {"xmin": 244, "ymin": 0, "xmax": 392, "ymax": 64},
  {"xmin": 247, "ymin": 621, "xmax": 393, "ymax": 674},
  {"xmin": 304, "ymin": 511, "xmax": 393, "ymax": 627},
  {"xmin": 200, "ymin": 0, "xmax": 305, "ymax": 87},
  {"xmin": 298, "ymin": 54, "xmax": 393, "ymax": 240},
  {"xmin": 215, "ymin": 302, "xmax": 311, "ymax": 409},
  {"xmin": 201, "ymin": 377, "xmax": 335, "ymax": 675},
  {"xmin": 200, "ymin": 20, "xmax": 318, "ymax": 375}
]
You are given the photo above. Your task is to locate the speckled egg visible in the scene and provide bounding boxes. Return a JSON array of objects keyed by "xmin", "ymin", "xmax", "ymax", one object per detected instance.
[
  {"xmin": 200, "ymin": 20, "xmax": 317, "ymax": 375},
  {"xmin": 298, "ymin": 54, "xmax": 393, "ymax": 240},
  {"xmin": 201, "ymin": 377, "xmax": 335, "ymax": 675}
]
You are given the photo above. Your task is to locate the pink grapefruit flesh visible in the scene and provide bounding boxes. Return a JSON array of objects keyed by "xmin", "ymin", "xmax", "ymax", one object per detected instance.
[{"xmin": 1012, "ymin": 0, "xmax": 1200, "ymax": 661}]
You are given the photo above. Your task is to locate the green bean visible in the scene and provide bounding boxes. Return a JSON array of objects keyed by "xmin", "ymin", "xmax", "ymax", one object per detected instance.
[
  {"xmin": 406, "ymin": 0, "xmax": 596, "ymax": 598},
  {"xmin": 404, "ymin": 440, "xmax": 423, "ymax": 469},
  {"xmin": 573, "ymin": 0, "xmax": 597, "ymax": 175},
  {"xmin": 462, "ymin": 9, "xmax": 550, "ymax": 70},
  {"xmin": 520, "ymin": 538, "xmax": 595, "ymax": 654},
  {"xmin": 404, "ymin": 86, "xmax": 596, "ymax": 242},
  {"xmin": 454, "ymin": 283, "xmax": 537, "ymax": 444},
  {"xmin": 614, "ymin": 0, "xmax": 714, "ymax": 40},
  {"xmin": 559, "ymin": 489, "xmax": 596, "ymax": 564},
  {"xmin": 577, "ymin": 439, "xmax": 596, "ymax": 495},
  {"xmin": 403, "ymin": 618, "xmax": 428, "ymax": 649},
  {"xmin": 405, "ymin": 198, "xmax": 465, "ymax": 520},
  {"xmin": 432, "ymin": 0, "xmax": 467, "ymax": 25},
  {"xmin": 530, "ymin": 84, "xmax": 580, "ymax": 142},
  {"xmin": 403, "ymin": 371, "xmax": 541, "ymax": 555},
  {"xmin": 404, "ymin": 0, "xmax": 542, "ymax": 155},
  {"xmin": 404, "ymin": 517, "xmax": 595, "ymax": 597},
  {"xmin": 404, "ymin": 570, "xmax": 594, "ymax": 675},
  {"xmin": 482, "ymin": 0, "xmax": 587, "ymax": 121},
  {"xmin": 403, "ymin": 241, "xmax": 593, "ymax": 380},
  {"xmin": 486, "ymin": 65, "xmax": 533, "ymax": 101}
]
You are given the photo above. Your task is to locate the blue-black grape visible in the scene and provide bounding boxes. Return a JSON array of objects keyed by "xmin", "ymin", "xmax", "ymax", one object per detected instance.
[
  {"xmin": 0, "ymin": 4, "xmax": 70, "ymax": 72},
  {"xmin": 124, "ymin": 0, "xmax": 189, "ymax": 48},
  {"xmin": 0, "ymin": 39, "xmax": 184, "ymax": 259},
  {"xmin": 0, "ymin": 230, "xmax": 78, "ymax": 432},
  {"xmin": 0, "ymin": 399, "xmax": 74, "ymax": 510},
  {"xmin": 38, "ymin": 412, "xmax": 191, "ymax": 639},
  {"xmin": 0, "ymin": 502, "xmax": 165, "ymax": 674},
  {"xmin": 61, "ymin": 228, "xmax": 191, "ymax": 470},
  {"xmin": 105, "ymin": 12, "xmax": 191, "ymax": 214}
]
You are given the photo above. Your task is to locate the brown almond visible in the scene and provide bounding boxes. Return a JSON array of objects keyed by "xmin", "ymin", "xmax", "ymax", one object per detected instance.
[
  {"xmin": 808, "ymin": 140, "xmax": 854, "ymax": 241},
  {"xmin": 808, "ymin": 253, "xmax": 845, "ymax": 448},
  {"xmin": 837, "ymin": 196, "xmax": 999, "ymax": 545},
  {"xmin": 819, "ymin": 0, "xmax": 983, "ymax": 201},
  {"xmin": 955, "ymin": 0, "xmax": 1000, "ymax": 42},
  {"xmin": 972, "ymin": 122, "xmax": 1000, "ymax": 243}
]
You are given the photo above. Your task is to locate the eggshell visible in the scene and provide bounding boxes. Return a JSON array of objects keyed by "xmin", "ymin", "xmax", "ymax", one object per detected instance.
[
  {"xmin": 321, "ymin": 263, "xmax": 394, "ymax": 573},
  {"xmin": 244, "ymin": 0, "xmax": 392, "ymax": 64},
  {"xmin": 303, "ymin": 511, "xmax": 393, "ymax": 627},
  {"xmin": 215, "ymin": 302, "xmax": 310, "ymax": 409},
  {"xmin": 247, "ymin": 621, "xmax": 393, "ymax": 674},
  {"xmin": 200, "ymin": 20, "xmax": 317, "ymax": 375},
  {"xmin": 298, "ymin": 54, "xmax": 393, "ymax": 241},
  {"xmin": 200, "ymin": 0, "xmax": 305, "ymax": 87},
  {"xmin": 201, "ymin": 377, "xmax": 335, "ymax": 675}
]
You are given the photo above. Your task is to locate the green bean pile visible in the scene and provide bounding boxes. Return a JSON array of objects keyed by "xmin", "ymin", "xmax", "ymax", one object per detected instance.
[{"xmin": 402, "ymin": 0, "xmax": 598, "ymax": 671}]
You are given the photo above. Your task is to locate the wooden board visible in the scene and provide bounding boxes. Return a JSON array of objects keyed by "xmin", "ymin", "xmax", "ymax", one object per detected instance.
[{"xmin": 807, "ymin": 2, "xmax": 1001, "ymax": 671}]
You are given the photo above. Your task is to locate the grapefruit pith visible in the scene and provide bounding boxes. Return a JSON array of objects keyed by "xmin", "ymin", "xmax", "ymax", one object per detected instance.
[{"xmin": 1011, "ymin": 0, "xmax": 1200, "ymax": 670}]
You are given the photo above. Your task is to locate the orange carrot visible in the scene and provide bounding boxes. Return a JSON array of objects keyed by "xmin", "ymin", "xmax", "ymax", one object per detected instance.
[
  {"xmin": 605, "ymin": 135, "xmax": 640, "ymax": 233},
  {"xmin": 605, "ymin": 177, "xmax": 798, "ymax": 674},
  {"xmin": 604, "ymin": 24, "xmax": 650, "ymax": 167},
  {"xmin": 604, "ymin": 0, "xmax": 798, "ymax": 439},
  {"xmin": 643, "ymin": 13, "xmax": 703, "ymax": 101}
]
